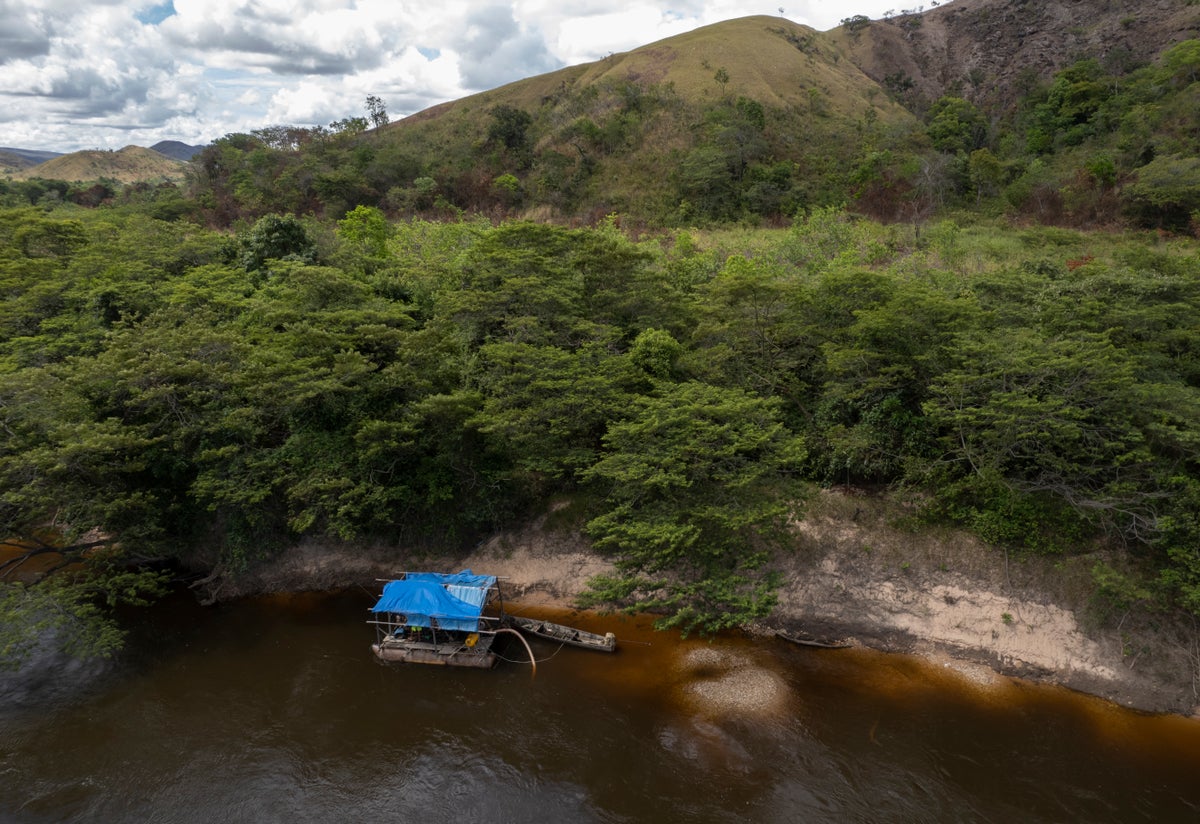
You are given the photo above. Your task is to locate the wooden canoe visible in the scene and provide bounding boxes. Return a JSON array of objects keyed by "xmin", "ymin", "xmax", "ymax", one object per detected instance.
[
  {"xmin": 776, "ymin": 630, "xmax": 851, "ymax": 649},
  {"xmin": 506, "ymin": 615, "xmax": 617, "ymax": 652}
]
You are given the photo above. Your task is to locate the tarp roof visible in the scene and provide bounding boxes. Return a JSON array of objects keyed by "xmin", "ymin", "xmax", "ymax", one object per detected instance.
[{"xmin": 370, "ymin": 570, "xmax": 496, "ymax": 632}]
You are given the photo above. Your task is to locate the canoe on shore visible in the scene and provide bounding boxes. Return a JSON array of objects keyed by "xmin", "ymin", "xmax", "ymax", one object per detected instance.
[
  {"xmin": 776, "ymin": 630, "xmax": 852, "ymax": 649},
  {"xmin": 507, "ymin": 614, "xmax": 617, "ymax": 652}
]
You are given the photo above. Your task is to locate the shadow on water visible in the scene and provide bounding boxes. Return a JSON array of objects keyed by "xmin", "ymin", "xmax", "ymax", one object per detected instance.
[{"xmin": 2, "ymin": 589, "xmax": 1199, "ymax": 822}]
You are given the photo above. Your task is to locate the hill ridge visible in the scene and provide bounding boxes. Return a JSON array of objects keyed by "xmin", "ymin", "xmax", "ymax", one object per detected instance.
[{"xmin": 11, "ymin": 144, "xmax": 188, "ymax": 183}]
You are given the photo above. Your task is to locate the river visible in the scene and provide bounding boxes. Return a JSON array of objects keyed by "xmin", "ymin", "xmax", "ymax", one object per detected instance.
[{"xmin": 2, "ymin": 589, "xmax": 1199, "ymax": 822}]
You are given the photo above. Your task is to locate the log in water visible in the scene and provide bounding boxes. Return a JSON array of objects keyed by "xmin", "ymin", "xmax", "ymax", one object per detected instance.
[{"xmin": 2, "ymin": 590, "xmax": 1198, "ymax": 822}]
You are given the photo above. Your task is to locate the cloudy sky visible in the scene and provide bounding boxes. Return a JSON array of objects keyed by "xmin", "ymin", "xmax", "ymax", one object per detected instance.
[{"xmin": 2, "ymin": 1, "xmax": 904, "ymax": 153}]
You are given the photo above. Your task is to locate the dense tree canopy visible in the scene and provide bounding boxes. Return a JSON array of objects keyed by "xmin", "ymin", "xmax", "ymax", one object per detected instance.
[{"xmin": 2, "ymin": 198, "xmax": 1198, "ymax": 662}]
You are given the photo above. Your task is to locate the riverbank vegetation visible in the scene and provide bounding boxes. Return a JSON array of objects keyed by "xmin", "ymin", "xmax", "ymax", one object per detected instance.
[
  {"xmin": 1, "ymin": 198, "xmax": 1198, "ymax": 659},
  {"xmin": 3, "ymin": 16, "xmax": 1200, "ymax": 664}
]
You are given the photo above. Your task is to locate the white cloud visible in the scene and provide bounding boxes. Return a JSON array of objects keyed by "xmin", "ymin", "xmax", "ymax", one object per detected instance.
[
  {"xmin": 556, "ymin": 8, "xmax": 683, "ymax": 63},
  {"xmin": 0, "ymin": 1, "xmax": 905, "ymax": 153}
]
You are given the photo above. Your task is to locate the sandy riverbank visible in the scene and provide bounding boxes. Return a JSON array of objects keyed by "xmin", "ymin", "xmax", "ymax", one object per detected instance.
[{"xmin": 208, "ymin": 491, "xmax": 1200, "ymax": 717}]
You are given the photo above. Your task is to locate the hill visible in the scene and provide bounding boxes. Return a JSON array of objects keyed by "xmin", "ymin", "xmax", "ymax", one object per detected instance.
[
  {"xmin": 360, "ymin": 3, "xmax": 1200, "ymax": 225},
  {"xmin": 191, "ymin": 15, "xmax": 919, "ymax": 225},
  {"xmin": 1, "ymin": 147, "xmax": 62, "ymax": 176},
  {"xmin": 0, "ymin": 151, "xmax": 33, "ymax": 177},
  {"xmin": 829, "ymin": 0, "xmax": 1200, "ymax": 112},
  {"xmin": 185, "ymin": 3, "xmax": 1200, "ymax": 228},
  {"xmin": 150, "ymin": 140, "xmax": 205, "ymax": 161},
  {"xmin": 381, "ymin": 15, "xmax": 917, "ymax": 220},
  {"xmin": 403, "ymin": 14, "xmax": 913, "ymax": 121},
  {"xmin": 14, "ymin": 145, "xmax": 187, "ymax": 183}
]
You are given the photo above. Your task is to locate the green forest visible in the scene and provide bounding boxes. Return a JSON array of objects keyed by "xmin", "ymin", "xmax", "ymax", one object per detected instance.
[
  {"xmin": 2, "ymin": 28, "xmax": 1200, "ymax": 665},
  {"xmin": 2, "ymin": 200, "xmax": 1198, "ymax": 659}
]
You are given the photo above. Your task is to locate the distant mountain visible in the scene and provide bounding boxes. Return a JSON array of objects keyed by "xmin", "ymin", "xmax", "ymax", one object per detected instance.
[
  {"xmin": 150, "ymin": 140, "xmax": 205, "ymax": 161},
  {"xmin": 1, "ymin": 147, "xmax": 63, "ymax": 176},
  {"xmin": 1, "ymin": 152, "xmax": 32, "ymax": 176},
  {"xmin": 12, "ymin": 145, "xmax": 187, "ymax": 183},
  {"xmin": 1, "ymin": 147, "xmax": 63, "ymax": 165}
]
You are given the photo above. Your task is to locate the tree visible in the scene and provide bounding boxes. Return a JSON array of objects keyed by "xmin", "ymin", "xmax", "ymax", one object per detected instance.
[
  {"xmin": 581, "ymin": 381, "xmax": 806, "ymax": 635},
  {"xmin": 629, "ymin": 328, "xmax": 682, "ymax": 380},
  {"xmin": 488, "ymin": 105, "xmax": 533, "ymax": 152},
  {"xmin": 240, "ymin": 214, "xmax": 317, "ymax": 272},
  {"xmin": 365, "ymin": 95, "xmax": 389, "ymax": 128},
  {"xmin": 330, "ymin": 116, "xmax": 369, "ymax": 135},
  {"xmin": 677, "ymin": 145, "xmax": 737, "ymax": 219},
  {"xmin": 1122, "ymin": 154, "xmax": 1200, "ymax": 229},
  {"xmin": 713, "ymin": 66, "xmax": 730, "ymax": 96},
  {"xmin": 841, "ymin": 15, "xmax": 871, "ymax": 34},
  {"xmin": 1, "ymin": 545, "xmax": 168, "ymax": 669},
  {"xmin": 1161, "ymin": 39, "xmax": 1200, "ymax": 86},
  {"xmin": 926, "ymin": 96, "xmax": 988, "ymax": 155},
  {"xmin": 1025, "ymin": 59, "xmax": 1109, "ymax": 153},
  {"xmin": 336, "ymin": 204, "xmax": 391, "ymax": 259},
  {"xmin": 808, "ymin": 275, "xmax": 970, "ymax": 483},
  {"xmin": 447, "ymin": 222, "xmax": 583, "ymax": 346},
  {"xmin": 475, "ymin": 341, "xmax": 639, "ymax": 480},
  {"xmin": 492, "ymin": 173, "xmax": 523, "ymax": 208},
  {"xmin": 688, "ymin": 255, "xmax": 815, "ymax": 409},
  {"xmin": 968, "ymin": 148, "xmax": 1004, "ymax": 202},
  {"xmin": 921, "ymin": 329, "xmax": 1165, "ymax": 548}
]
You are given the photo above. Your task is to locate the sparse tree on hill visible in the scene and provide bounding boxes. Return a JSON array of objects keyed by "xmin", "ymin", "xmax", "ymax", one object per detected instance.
[
  {"xmin": 714, "ymin": 66, "xmax": 730, "ymax": 96},
  {"xmin": 366, "ymin": 95, "xmax": 389, "ymax": 128}
]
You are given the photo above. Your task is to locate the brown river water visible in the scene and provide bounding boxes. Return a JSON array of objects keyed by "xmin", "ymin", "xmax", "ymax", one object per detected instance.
[{"xmin": 2, "ymin": 589, "xmax": 1199, "ymax": 823}]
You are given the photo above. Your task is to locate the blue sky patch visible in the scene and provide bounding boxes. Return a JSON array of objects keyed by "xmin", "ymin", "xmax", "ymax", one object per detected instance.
[{"xmin": 136, "ymin": 1, "xmax": 177, "ymax": 26}]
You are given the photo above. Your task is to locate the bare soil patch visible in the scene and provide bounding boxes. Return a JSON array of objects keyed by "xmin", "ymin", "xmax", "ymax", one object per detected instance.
[{"xmin": 766, "ymin": 489, "xmax": 1200, "ymax": 716}]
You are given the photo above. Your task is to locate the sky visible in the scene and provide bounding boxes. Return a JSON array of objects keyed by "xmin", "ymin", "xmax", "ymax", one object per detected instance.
[{"xmin": 1, "ymin": 1, "xmax": 907, "ymax": 153}]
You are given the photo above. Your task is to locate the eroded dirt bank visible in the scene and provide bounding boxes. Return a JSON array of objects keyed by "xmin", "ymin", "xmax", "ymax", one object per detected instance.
[{"xmin": 208, "ymin": 492, "xmax": 1200, "ymax": 717}]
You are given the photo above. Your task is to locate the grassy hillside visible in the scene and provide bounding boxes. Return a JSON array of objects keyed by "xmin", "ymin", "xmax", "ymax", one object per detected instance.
[
  {"xmin": 0, "ymin": 153, "xmax": 30, "ymax": 177},
  {"xmin": 14, "ymin": 145, "xmax": 187, "ymax": 184},
  {"xmin": 0, "ymin": 151, "xmax": 48, "ymax": 177},
  {"xmin": 6, "ymin": 4, "xmax": 1198, "ymax": 228},
  {"xmin": 401, "ymin": 16, "xmax": 911, "ymax": 127},
  {"xmin": 369, "ymin": 16, "xmax": 917, "ymax": 222},
  {"xmin": 182, "ymin": 16, "xmax": 927, "ymax": 226}
]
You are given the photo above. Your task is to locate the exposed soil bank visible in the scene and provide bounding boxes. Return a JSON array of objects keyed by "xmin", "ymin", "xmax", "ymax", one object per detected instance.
[{"xmin": 207, "ymin": 492, "xmax": 1200, "ymax": 718}]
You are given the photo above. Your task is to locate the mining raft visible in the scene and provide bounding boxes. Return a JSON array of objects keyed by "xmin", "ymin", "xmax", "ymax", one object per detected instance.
[{"xmin": 368, "ymin": 570, "xmax": 616, "ymax": 669}]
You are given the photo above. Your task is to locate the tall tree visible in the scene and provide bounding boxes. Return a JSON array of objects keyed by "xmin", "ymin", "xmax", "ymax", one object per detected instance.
[
  {"xmin": 365, "ymin": 95, "xmax": 389, "ymax": 128},
  {"xmin": 582, "ymin": 381, "xmax": 806, "ymax": 635}
]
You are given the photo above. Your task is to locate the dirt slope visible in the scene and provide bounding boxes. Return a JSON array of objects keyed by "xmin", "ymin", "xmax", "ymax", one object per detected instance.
[{"xmin": 829, "ymin": 0, "xmax": 1200, "ymax": 110}]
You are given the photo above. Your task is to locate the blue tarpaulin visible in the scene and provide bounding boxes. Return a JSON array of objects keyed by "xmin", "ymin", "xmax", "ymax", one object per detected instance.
[{"xmin": 370, "ymin": 570, "xmax": 497, "ymax": 632}]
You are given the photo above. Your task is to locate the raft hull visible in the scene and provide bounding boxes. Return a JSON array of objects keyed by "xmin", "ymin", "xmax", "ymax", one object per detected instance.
[{"xmin": 372, "ymin": 642, "xmax": 497, "ymax": 668}]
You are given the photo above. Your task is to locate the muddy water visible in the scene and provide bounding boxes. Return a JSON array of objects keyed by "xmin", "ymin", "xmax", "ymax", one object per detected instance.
[{"xmin": 2, "ymin": 590, "xmax": 1199, "ymax": 823}]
